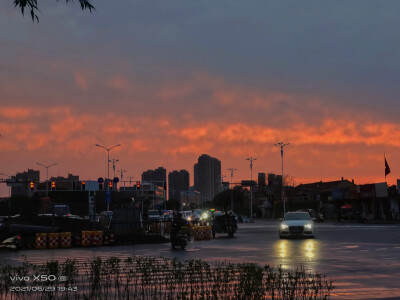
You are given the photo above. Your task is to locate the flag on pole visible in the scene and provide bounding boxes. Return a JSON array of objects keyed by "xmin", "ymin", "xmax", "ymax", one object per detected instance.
[{"xmin": 385, "ymin": 156, "xmax": 391, "ymax": 177}]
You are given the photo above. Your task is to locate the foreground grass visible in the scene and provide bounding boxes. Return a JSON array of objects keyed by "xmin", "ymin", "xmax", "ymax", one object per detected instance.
[{"xmin": 0, "ymin": 256, "xmax": 334, "ymax": 299}]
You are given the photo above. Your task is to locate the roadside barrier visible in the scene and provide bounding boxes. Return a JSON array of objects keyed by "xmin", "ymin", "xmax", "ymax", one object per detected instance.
[
  {"xmin": 81, "ymin": 231, "xmax": 93, "ymax": 247},
  {"xmin": 35, "ymin": 233, "xmax": 47, "ymax": 249},
  {"xmin": 190, "ymin": 226, "xmax": 212, "ymax": 241},
  {"xmin": 92, "ymin": 231, "xmax": 103, "ymax": 246},
  {"xmin": 60, "ymin": 232, "xmax": 71, "ymax": 248},
  {"xmin": 48, "ymin": 233, "xmax": 60, "ymax": 249},
  {"xmin": 33, "ymin": 231, "xmax": 110, "ymax": 249}
]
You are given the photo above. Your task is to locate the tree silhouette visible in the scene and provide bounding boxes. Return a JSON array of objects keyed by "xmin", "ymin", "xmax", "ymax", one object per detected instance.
[{"xmin": 14, "ymin": 0, "xmax": 95, "ymax": 22}]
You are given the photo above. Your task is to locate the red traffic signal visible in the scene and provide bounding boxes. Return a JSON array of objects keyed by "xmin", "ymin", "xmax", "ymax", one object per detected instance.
[
  {"xmin": 136, "ymin": 181, "xmax": 141, "ymax": 190},
  {"xmin": 51, "ymin": 181, "xmax": 56, "ymax": 190},
  {"xmin": 109, "ymin": 181, "xmax": 113, "ymax": 190},
  {"xmin": 82, "ymin": 181, "xmax": 86, "ymax": 190},
  {"xmin": 30, "ymin": 181, "xmax": 34, "ymax": 191}
]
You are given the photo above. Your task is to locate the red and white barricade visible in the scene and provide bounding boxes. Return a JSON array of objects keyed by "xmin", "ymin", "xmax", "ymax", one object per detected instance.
[
  {"xmin": 48, "ymin": 233, "xmax": 60, "ymax": 249},
  {"xmin": 35, "ymin": 233, "xmax": 47, "ymax": 249},
  {"xmin": 60, "ymin": 232, "xmax": 72, "ymax": 248}
]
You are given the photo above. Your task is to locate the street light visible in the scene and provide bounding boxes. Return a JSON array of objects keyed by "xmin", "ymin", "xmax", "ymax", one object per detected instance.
[
  {"xmin": 227, "ymin": 168, "xmax": 237, "ymax": 211},
  {"xmin": 36, "ymin": 162, "xmax": 57, "ymax": 197},
  {"xmin": 95, "ymin": 143, "xmax": 121, "ymax": 182},
  {"xmin": 127, "ymin": 176, "xmax": 134, "ymax": 186},
  {"xmin": 118, "ymin": 169, "xmax": 127, "ymax": 187},
  {"xmin": 274, "ymin": 141, "xmax": 290, "ymax": 216},
  {"xmin": 246, "ymin": 157, "xmax": 256, "ymax": 219},
  {"xmin": 109, "ymin": 158, "xmax": 119, "ymax": 178}
]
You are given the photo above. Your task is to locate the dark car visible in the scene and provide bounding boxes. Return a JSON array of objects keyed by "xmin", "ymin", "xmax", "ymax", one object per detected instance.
[
  {"xmin": 211, "ymin": 212, "xmax": 238, "ymax": 238},
  {"xmin": 303, "ymin": 209, "xmax": 324, "ymax": 222}
]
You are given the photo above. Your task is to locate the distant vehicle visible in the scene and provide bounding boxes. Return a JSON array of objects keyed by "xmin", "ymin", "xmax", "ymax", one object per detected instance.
[
  {"xmin": 194, "ymin": 210, "xmax": 211, "ymax": 225},
  {"xmin": 161, "ymin": 210, "xmax": 174, "ymax": 221},
  {"xmin": 279, "ymin": 212, "xmax": 315, "ymax": 239},
  {"xmin": 147, "ymin": 210, "xmax": 161, "ymax": 222},
  {"xmin": 303, "ymin": 209, "xmax": 324, "ymax": 222},
  {"xmin": 63, "ymin": 214, "xmax": 82, "ymax": 220},
  {"xmin": 211, "ymin": 212, "xmax": 238, "ymax": 238},
  {"xmin": 53, "ymin": 205, "xmax": 71, "ymax": 217},
  {"xmin": 0, "ymin": 235, "xmax": 21, "ymax": 251},
  {"xmin": 182, "ymin": 211, "xmax": 194, "ymax": 222},
  {"xmin": 340, "ymin": 205, "xmax": 360, "ymax": 221}
]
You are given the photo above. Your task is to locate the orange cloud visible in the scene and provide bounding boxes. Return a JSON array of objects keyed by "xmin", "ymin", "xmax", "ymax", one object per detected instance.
[
  {"xmin": 0, "ymin": 103, "xmax": 399, "ymax": 188},
  {"xmin": 0, "ymin": 107, "xmax": 32, "ymax": 119}
]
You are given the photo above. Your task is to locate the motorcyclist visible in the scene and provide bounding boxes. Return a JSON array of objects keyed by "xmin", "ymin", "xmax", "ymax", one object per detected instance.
[{"xmin": 171, "ymin": 212, "xmax": 190, "ymax": 243}]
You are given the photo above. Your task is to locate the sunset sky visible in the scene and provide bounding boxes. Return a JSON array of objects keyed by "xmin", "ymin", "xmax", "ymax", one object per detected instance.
[{"xmin": 1, "ymin": 1, "xmax": 399, "ymax": 196}]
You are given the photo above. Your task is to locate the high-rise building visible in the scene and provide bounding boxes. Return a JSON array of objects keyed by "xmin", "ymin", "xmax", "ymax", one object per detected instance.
[
  {"xmin": 141, "ymin": 167, "xmax": 166, "ymax": 187},
  {"xmin": 258, "ymin": 173, "xmax": 266, "ymax": 187},
  {"xmin": 194, "ymin": 154, "xmax": 221, "ymax": 202},
  {"xmin": 168, "ymin": 170, "xmax": 189, "ymax": 201}
]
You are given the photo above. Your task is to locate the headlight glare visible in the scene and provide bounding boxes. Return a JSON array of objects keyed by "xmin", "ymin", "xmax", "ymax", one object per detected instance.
[
  {"xmin": 280, "ymin": 224, "xmax": 288, "ymax": 230},
  {"xmin": 305, "ymin": 223, "xmax": 312, "ymax": 229}
]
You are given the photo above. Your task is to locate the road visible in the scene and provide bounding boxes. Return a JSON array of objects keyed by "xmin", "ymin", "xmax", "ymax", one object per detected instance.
[{"xmin": 1, "ymin": 220, "xmax": 400, "ymax": 299}]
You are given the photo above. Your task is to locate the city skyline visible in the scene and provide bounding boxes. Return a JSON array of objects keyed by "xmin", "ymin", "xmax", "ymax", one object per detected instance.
[{"xmin": 1, "ymin": 1, "xmax": 399, "ymax": 197}]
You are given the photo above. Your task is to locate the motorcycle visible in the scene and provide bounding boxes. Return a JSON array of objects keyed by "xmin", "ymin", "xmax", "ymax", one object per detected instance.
[
  {"xmin": 0, "ymin": 235, "xmax": 21, "ymax": 251},
  {"xmin": 171, "ymin": 229, "xmax": 192, "ymax": 250}
]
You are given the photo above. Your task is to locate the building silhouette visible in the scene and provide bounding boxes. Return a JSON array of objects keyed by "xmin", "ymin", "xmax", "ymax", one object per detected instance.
[
  {"xmin": 141, "ymin": 167, "xmax": 166, "ymax": 187},
  {"xmin": 194, "ymin": 154, "xmax": 221, "ymax": 202},
  {"xmin": 168, "ymin": 170, "xmax": 189, "ymax": 202}
]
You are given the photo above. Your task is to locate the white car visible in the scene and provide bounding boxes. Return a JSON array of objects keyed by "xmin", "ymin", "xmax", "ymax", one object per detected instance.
[
  {"xmin": 279, "ymin": 211, "xmax": 315, "ymax": 239},
  {"xmin": 182, "ymin": 211, "xmax": 194, "ymax": 222}
]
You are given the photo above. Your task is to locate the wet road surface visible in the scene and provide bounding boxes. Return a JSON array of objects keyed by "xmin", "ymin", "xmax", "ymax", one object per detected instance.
[{"xmin": 1, "ymin": 220, "xmax": 400, "ymax": 299}]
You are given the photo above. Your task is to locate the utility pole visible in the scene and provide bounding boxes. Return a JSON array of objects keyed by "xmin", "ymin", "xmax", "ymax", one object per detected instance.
[
  {"xmin": 246, "ymin": 157, "xmax": 256, "ymax": 219},
  {"xmin": 227, "ymin": 168, "xmax": 237, "ymax": 211},
  {"xmin": 95, "ymin": 143, "xmax": 121, "ymax": 182},
  {"xmin": 274, "ymin": 141, "xmax": 290, "ymax": 216},
  {"xmin": 118, "ymin": 169, "xmax": 127, "ymax": 187},
  {"xmin": 109, "ymin": 158, "xmax": 119, "ymax": 179},
  {"xmin": 36, "ymin": 162, "xmax": 57, "ymax": 197}
]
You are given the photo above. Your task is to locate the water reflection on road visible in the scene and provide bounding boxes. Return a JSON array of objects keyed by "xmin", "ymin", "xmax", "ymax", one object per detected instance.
[{"xmin": 273, "ymin": 239, "xmax": 320, "ymax": 274}]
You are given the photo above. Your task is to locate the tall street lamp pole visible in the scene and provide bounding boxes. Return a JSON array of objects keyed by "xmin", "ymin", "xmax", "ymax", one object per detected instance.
[
  {"xmin": 36, "ymin": 162, "xmax": 57, "ymax": 197},
  {"xmin": 95, "ymin": 144, "xmax": 121, "ymax": 182},
  {"xmin": 109, "ymin": 158, "xmax": 119, "ymax": 179},
  {"xmin": 274, "ymin": 141, "xmax": 290, "ymax": 216},
  {"xmin": 227, "ymin": 168, "xmax": 237, "ymax": 211},
  {"xmin": 118, "ymin": 169, "xmax": 127, "ymax": 187},
  {"xmin": 127, "ymin": 176, "xmax": 134, "ymax": 186},
  {"xmin": 246, "ymin": 157, "xmax": 256, "ymax": 219}
]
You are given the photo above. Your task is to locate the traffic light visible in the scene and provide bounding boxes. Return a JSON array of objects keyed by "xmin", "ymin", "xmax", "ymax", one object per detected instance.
[
  {"xmin": 136, "ymin": 181, "xmax": 141, "ymax": 190},
  {"xmin": 82, "ymin": 181, "xmax": 86, "ymax": 190},
  {"xmin": 51, "ymin": 181, "xmax": 56, "ymax": 190},
  {"xmin": 109, "ymin": 181, "xmax": 113, "ymax": 190},
  {"xmin": 30, "ymin": 181, "xmax": 34, "ymax": 191}
]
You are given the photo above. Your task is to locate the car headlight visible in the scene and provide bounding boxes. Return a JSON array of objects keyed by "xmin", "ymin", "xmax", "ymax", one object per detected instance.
[
  {"xmin": 280, "ymin": 224, "xmax": 288, "ymax": 230},
  {"xmin": 187, "ymin": 216, "xmax": 192, "ymax": 221},
  {"xmin": 201, "ymin": 212, "xmax": 209, "ymax": 219},
  {"xmin": 304, "ymin": 223, "xmax": 313, "ymax": 229}
]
